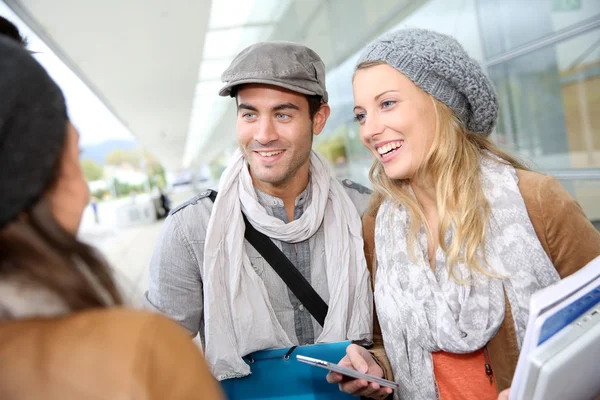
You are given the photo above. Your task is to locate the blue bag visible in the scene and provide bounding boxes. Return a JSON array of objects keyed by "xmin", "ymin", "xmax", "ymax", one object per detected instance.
[{"xmin": 221, "ymin": 341, "xmax": 354, "ymax": 399}]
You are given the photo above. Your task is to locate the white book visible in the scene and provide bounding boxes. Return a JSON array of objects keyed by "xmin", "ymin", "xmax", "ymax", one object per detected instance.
[
  {"xmin": 523, "ymin": 301, "xmax": 600, "ymax": 400},
  {"xmin": 510, "ymin": 255, "xmax": 600, "ymax": 400}
]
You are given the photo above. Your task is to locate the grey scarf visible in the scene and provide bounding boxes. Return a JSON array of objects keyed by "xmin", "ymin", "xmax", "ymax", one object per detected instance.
[{"xmin": 374, "ymin": 157, "xmax": 559, "ymax": 399}]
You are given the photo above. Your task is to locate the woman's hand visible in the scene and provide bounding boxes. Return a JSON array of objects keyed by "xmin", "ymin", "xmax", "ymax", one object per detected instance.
[
  {"xmin": 326, "ymin": 343, "xmax": 393, "ymax": 399},
  {"xmin": 498, "ymin": 388, "xmax": 510, "ymax": 400}
]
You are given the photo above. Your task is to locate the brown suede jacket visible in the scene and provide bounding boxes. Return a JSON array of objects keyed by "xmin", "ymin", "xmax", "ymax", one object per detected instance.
[
  {"xmin": 0, "ymin": 309, "xmax": 225, "ymax": 400},
  {"xmin": 363, "ymin": 170, "xmax": 600, "ymax": 394}
]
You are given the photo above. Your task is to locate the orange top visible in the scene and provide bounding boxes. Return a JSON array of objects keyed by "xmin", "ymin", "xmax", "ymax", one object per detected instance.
[{"xmin": 432, "ymin": 349, "xmax": 497, "ymax": 400}]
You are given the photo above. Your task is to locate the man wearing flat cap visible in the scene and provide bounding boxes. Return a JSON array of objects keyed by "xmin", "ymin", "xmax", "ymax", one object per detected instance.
[{"xmin": 145, "ymin": 42, "xmax": 373, "ymax": 379}]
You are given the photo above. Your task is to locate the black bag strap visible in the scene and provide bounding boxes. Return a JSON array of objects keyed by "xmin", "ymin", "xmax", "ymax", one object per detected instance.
[{"xmin": 206, "ymin": 190, "xmax": 328, "ymax": 326}]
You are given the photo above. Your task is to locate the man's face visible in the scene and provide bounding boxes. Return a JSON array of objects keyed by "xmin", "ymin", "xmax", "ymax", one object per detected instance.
[{"xmin": 236, "ymin": 84, "xmax": 328, "ymax": 188}]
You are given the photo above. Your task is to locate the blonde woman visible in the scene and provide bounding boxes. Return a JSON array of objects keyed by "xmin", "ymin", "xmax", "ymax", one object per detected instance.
[{"xmin": 327, "ymin": 29, "xmax": 600, "ymax": 400}]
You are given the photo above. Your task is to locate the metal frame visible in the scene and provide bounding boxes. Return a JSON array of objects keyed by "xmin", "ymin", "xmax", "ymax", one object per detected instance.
[{"xmin": 483, "ymin": 16, "xmax": 600, "ymax": 67}]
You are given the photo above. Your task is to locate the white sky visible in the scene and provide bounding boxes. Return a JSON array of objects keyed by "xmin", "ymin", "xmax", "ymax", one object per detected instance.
[{"xmin": 0, "ymin": 2, "xmax": 134, "ymax": 147}]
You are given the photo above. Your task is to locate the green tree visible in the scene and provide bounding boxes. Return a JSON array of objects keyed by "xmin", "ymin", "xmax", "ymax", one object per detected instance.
[
  {"xmin": 110, "ymin": 178, "xmax": 145, "ymax": 198},
  {"xmin": 105, "ymin": 148, "xmax": 167, "ymax": 189},
  {"xmin": 80, "ymin": 159, "xmax": 104, "ymax": 181},
  {"xmin": 143, "ymin": 151, "xmax": 164, "ymax": 177},
  {"xmin": 143, "ymin": 151, "xmax": 166, "ymax": 189},
  {"xmin": 105, "ymin": 149, "xmax": 140, "ymax": 166},
  {"xmin": 315, "ymin": 135, "xmax": 347, "ymax": 164},
  {"xmin": 91, "ymin": 188, "xmax": 109, "ymax": 200}
]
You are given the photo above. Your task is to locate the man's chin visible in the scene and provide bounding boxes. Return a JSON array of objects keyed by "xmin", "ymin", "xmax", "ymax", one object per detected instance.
[
  {"xmin": 247, "ymin": 164, "xmax": 283, "ymax": 184},
  {"xmin": 254, "ymin": 173, "xmax": 286, "ymax": 186}
]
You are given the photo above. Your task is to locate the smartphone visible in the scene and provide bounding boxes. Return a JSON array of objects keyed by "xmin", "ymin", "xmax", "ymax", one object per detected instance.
[{"xmin": 296, "ymin": 355, "xmax": 400, "ymax": 390}]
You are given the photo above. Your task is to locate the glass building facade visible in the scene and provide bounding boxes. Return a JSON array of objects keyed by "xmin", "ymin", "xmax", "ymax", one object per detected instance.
[{"xmin": 203, "ymin": 0, "xmax": 599, "ymax": 224}]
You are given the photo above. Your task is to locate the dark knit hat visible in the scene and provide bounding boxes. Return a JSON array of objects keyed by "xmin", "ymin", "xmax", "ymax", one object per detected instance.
[
  {"xmin": 0, "ymin": 37, "xmax": 68, "ymax": 229},
  {"xmin": 0, "ymin": 15, "xmax": 27, "ymax": 47},
  {"xmin": 358, "ymin": 28, "xmax": 498, "ymax": 136}
]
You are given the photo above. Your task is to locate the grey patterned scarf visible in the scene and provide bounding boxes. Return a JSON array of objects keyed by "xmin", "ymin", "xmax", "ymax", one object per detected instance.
[{"xmin": 374, "ymin": 157, "xmax": 559, "ymax": 400}]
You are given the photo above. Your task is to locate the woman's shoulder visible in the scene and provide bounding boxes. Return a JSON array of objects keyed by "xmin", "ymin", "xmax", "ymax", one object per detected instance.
[
  {"xmin": 0, "ymin": 308, "xmax": 194, "ymax": 366},
  {"xmin": 515, "ymin": 169, "xmax": 555, "ymax": 190},
  {"xmin": 0, "ymin": 308, "xmax": 224, "ymax": 400},
  {"xmin": 52, "ymin": 308, "xmax": 200, "ymax": 361},
  {"xmin": 515, "ymin": 169, "xmax": 600, "ymax": 278},
  {"xmin": 515, "ymin": 169, "xmax": 578, "ymax": 214}
]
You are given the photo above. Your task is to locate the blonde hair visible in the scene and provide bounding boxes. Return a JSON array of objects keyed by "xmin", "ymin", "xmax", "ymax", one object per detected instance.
[{"xmin": 357, "ymin": 61, "xmax": 528, "ymax": 280}]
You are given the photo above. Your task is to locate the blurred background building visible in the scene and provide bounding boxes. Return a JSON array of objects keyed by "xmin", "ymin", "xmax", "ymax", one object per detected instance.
[{"xmin": 3, "ymin": 0, "xmax": 598, "ymax": 218}]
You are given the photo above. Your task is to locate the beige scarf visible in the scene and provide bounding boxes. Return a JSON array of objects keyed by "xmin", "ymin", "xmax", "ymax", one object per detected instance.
[{"xmin": 203, "ymin": 149, "xmax": 373, "ymax": 380}]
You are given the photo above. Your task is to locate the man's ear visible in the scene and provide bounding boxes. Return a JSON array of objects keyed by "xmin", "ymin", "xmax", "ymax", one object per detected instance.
[{"xmin": 312, "ymin": 104, "xmax": 331, "ymax": 136}]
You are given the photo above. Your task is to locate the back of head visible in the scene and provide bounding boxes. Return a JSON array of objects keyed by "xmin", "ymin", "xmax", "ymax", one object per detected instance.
[
  {"xmin": 0, "ymin": 37, "xmax": 121, "ymax": 320},
  {"xmin": 0, "ymin": 37, "xmax": 66, "ymax": 227},
  {"xmin": 0, "ymin": 16, "xmax": 27, "ymax": 47}
]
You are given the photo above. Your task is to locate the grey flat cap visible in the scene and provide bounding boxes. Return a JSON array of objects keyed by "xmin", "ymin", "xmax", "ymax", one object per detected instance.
[
  {"xmin": 219, "ymin": 41, "xmax": 328, "ymax": 103},
  {"xmin": 358, "ymin": 29, "xmax": 498, "ymax": 136}
]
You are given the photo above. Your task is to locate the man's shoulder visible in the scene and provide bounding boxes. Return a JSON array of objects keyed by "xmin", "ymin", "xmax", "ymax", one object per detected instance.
[
  {"xmin": 338, "ymin": 178, "xmax": 372, "ymax": 217},
  {"xmin": 169, "ymin": 189, "xmax": 217, "ymax": 217},
  {"xmin": 339, "ymin": 178, "xmax": 372, "ymax": 196}
]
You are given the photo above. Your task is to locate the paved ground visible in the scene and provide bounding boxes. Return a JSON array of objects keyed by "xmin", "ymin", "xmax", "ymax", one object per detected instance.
[
  {"xmin": 104, "ymin": 221, "xmax": 164, "ymax": 306},
  {"xmin": 78, "ymin": 189, "xmax": 197, "ymax": 307}
]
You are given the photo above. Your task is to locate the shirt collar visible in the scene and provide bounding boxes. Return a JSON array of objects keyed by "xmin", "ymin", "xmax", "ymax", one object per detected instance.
[{"xmin": 254, "ymin": 178, "xmax": 312, "ymax": 209}]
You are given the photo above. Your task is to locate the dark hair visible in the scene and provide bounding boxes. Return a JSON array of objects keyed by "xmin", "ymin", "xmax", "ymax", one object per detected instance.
[
  {"xmin": 232, "ymin": 86, "xmax": 324, "ymax": 121},
  {"xmin": 305, "ymin": 94, "xmax": 323, "ymax": 121},
  {"xmin": 0, "ymin": 16, "xmax": 27, "ymax": 47},
  {"xmin": 0, "ymin": 137, "xmax": 122, "ymax": 312}
]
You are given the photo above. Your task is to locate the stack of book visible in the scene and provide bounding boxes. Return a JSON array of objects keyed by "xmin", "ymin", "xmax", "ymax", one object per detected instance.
[{"xmin": 510, "ymin": 255, "xmax": 600, "ymax": 400}]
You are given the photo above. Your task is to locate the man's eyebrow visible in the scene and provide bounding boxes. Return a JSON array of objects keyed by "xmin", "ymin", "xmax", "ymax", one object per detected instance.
[
  {"xmin": 272, "ymin": 103, "xmax": 300, "ymax": 112},
  {"xmin": 237, "ymin": 103, "xmax": 258, "ymax": 112}
]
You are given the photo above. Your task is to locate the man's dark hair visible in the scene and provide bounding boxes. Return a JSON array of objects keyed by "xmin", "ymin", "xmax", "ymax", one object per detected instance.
[
  {"xmin": 305, "ymin": 94, "xmax": 323, "ymax": 121},
  {"xmin": 232, "ymin": 86, "xmax": 324, "ymax": 121},
  {"xmin": 0, "ymin": 16, "xmax": 27, "ymax": 47}
]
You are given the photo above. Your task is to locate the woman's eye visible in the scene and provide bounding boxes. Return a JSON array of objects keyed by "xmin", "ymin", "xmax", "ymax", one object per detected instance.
[{"xmin": 353, "ymin": 113, "xmax": 366, "ymax": 123}]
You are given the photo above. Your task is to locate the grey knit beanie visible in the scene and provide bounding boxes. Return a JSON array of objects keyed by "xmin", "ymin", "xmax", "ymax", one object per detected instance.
[
  {"xmin": 358, "ymin": 28, "xmax": 498, "ymax": 136},
  {"xmin": 0, "ymin": 37, "xmax": 68, "ymax": 229}
]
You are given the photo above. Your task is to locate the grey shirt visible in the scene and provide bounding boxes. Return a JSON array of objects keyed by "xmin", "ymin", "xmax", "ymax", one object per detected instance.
[{"xmin": 144, "ymin": 179, "xmax": 371, "ymax": 345}]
